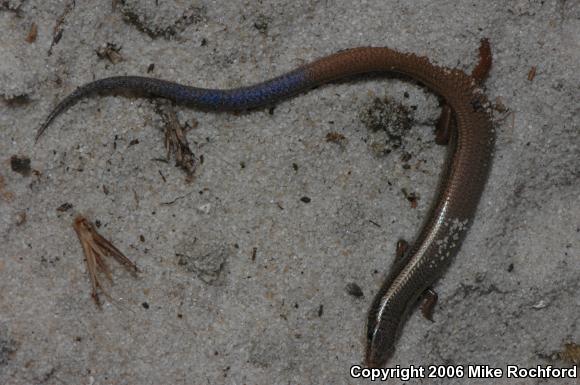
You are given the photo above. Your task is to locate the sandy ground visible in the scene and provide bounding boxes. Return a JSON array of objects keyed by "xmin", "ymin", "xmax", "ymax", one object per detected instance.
[{"xmin": 1, "ymin": 1, "xmax": 579, "ymax": 384}]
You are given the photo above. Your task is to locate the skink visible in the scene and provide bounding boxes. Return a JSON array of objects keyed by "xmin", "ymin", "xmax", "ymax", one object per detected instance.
[{"xmin": 36, "ymin": 41, "xmax": 495, "ymax": 367}]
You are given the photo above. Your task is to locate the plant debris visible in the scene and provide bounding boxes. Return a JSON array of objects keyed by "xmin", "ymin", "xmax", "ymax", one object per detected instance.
[
  {"xmin": 10, "ymin": 155, "xmax": 31, "ymax": 176},
  {"xmin": 25, "ymin": 22, "xmax": 37, "ymax": 43},
  {"xmin": 360, "ymin": 96, "xmax": 413, "ymax": 157},
  {"xmin": 0, "ymin": 175, "xmax": 14, "ymax": 202},
  {"xmin": 345, "ymin": 282, "xmax": 364, "ymax": 298},
  {"xmin": 558, "ymin": 342, "xmax": 580, "ymax": 364},
  {"xmin": 15, "ymin": 211, "xmax": 26, "ymax": 226},
  {"xmin": 95, "ymin": 42, "xmax": 123, "ymax": 64},
  {"xmin": 73, "ymin": 215, "xmax": 138, "ymax": 306},
  {"xmin": 402, "ymin": 188, "xmax": 419, "ymax": 208},
  {"xmin": 325, "ymin": 131, "xmax": 347, "ymax": 146},
  {"xmin": 119, "ymin": 1, "xmax": 206, "ymax": 39},
  {"xmin": 527, "ymin": 66, "xmax": 537, "ymax": 81},
  {"xmin": 56, "ymin": 202, "xmax": 73, "ymax": 212},
  {"xmin": 155, "ymin": 103, "xmax": 198, "ymax": 182},
  {"xmin": 48, "ymin": 1, "xmax": 75, "ymax": 55}
]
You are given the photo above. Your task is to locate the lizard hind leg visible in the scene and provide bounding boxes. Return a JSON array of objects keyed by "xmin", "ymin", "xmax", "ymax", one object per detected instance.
[
  {"xmin": 393, "ymin": 239, "xmax": 439, "ymax": 321},
  {"xmin": 420, "ymin": 288, "xmax": 438, "ymax": 322},
  {"xmin": 395, "ymin": 239, "xmax": 409, "ymax": 261}
]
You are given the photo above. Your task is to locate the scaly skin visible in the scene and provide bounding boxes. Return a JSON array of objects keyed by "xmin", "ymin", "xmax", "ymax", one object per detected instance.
[{"xmin": 36, "ymin": 42, "xmax": 495, "ymax": 367}]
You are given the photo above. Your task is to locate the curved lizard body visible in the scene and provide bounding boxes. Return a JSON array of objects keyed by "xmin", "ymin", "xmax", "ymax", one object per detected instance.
[{"xmin": 37, "ymin": 42, "xmax": 495, "ymax": 367}]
